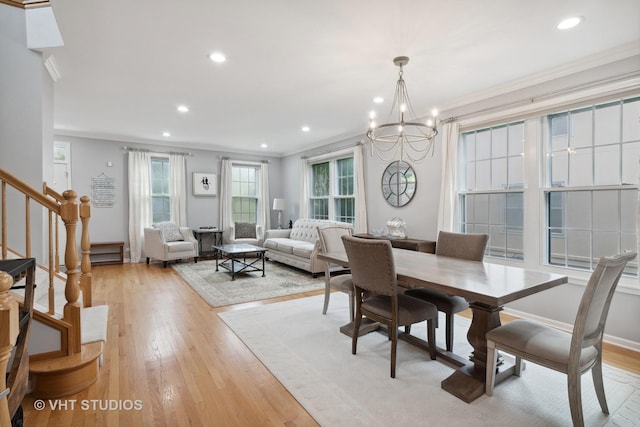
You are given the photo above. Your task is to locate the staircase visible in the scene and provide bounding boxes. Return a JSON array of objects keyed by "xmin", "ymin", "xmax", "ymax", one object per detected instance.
[{"xmin": 0, "ymin": 168, "xmax": 109, "ymax": 418}]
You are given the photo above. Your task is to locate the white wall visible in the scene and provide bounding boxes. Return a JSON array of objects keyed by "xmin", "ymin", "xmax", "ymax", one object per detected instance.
[
  {"xmin": 0, "ymin": 4, "xmax": 52, "ymax": 261},
  {"xmin": 55, "ymin": 136, "xmax": 284, "ymax": 257}
]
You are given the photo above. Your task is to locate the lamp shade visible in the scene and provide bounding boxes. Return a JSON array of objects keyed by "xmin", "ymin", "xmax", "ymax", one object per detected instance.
[{"xmin": 273, "ymin": 198, "xmax": 287, "ymax": 211}]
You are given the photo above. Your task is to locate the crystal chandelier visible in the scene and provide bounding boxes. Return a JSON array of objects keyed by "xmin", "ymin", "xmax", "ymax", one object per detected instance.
[{"xmin": 367, "ymin": 56, "xmax": 438, "ymax": 163}]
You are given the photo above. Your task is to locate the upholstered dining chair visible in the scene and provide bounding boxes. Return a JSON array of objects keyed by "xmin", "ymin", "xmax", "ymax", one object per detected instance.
[
  {"xmin": 317, "ymin": 225, "xmax": 354, "ymax": 320},
  {"xmin": 405, "ymin": 231, "xmax": 488, "ymax": 351},
  {"xmin": 341, "ymin": 235, "xmax": 438, "ymax": 378},
  {"xmin": 485, "ymin": 251, "xmax": 636, "ymax": 427}
]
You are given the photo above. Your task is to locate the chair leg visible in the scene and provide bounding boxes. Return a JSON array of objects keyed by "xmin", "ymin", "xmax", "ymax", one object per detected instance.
[
  {"xmin": 352, "ymin": 311, "xmax": 361, "ymax": 355},
  {"xmin": 485, "ymin": 340, "xmax": 498, "ymax": 396},
  {"xmin": 390, "ymin": 324, "xmax": 398, "ymax": 378},
  {"xmin": 348, "ymin": 291, "xmax": 354, "ymax": 322},
  {"xmin": 567, "ymin": 371, "xmax": 585, "ymax": 427},
  {"xmin": 163, "ymin": 261, "xmax": 168, "ymax": 268},
  {"xmin": 426, "ymin": 319, "xmax": 436, "ymax": 360},
  {"xmin": 445, "ymin": 312, "xmax": 454, "ymax": 352},
  {"xmin": 592, "ymin": 355, "xmax": 609, "ymax": 414},
  {"xmin": 322, "ymin": 283, "xmax": 331, "ymax": 315},
  {"xmin": 146, "ymin": 257, "xmax": 150, "ymax": 264},
  {"xmin": 514, "ymin": 356, "xmax": 523, "ymax": 376},
  {"xmin": 404, "ymin": 325, "xmax": 411, "ymax": 334}
]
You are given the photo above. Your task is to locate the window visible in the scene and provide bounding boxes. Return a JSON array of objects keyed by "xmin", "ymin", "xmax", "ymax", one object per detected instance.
[
  {"xmin": 309, "ymin": 156, "xmax": 355, "ymax": 225},
  {"xmin": 232, "ymin": 165, "xmax": 258, "ymax": 223},
  {"xmin": 545, "ymin": 97, "xmax": 639, "ymax": 276},
  {"xmin": 459, "ymin": 122, "xmax": 525, "ymax": 260},
  {"xmin": 151, "ymin": 158, "xmax": 170, "ymax": 223}
]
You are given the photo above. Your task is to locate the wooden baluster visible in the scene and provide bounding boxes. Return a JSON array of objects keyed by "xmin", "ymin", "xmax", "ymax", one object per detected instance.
[
  {"xmin": 0, "ymin": 271, "xmax": 18, "ymax": 425},
  {"xmin": 24, "ymin": 196, "xmax": 30, "ymax": 258},
  {"xmin": 79, "ymin": 196, "xmax": 92, "ymax": 308},
  {"xmin": 61, "ymin": 190, "xmax": 81, "ymax": 354}
]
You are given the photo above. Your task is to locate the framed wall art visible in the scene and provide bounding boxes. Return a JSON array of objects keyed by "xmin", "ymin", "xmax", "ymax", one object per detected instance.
[{"xmin": 193, "ymin": 172, "xmax": 217, "ymax": 196}]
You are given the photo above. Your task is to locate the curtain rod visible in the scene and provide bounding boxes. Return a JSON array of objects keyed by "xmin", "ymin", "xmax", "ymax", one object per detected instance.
[
  {"xmin": 218, "ymin": 156, "xmax": 270, "ymax": 163},
  {"xmin": 441, "ymin": 70, "xmax": 639, "ymax": 123},
  {"xmin": 122, "ymin": 146, "xmax": 193, "ymax": 156}
]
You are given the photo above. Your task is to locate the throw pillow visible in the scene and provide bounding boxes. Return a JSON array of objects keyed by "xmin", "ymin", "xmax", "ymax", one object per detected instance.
[
  {"xmin": 153, "ymin": 221, "xmax": 184, "ymax": 242},
  {"xmin": 235, "ymin": 222, "xmax": 257, "ymax": 239}
]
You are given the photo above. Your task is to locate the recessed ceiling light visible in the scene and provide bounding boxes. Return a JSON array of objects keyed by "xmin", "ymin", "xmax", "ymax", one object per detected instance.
[
  {"xmin": 162, "ymin": 131, "xmax": 171, "ymax": 137},
  {"xmin": 177, "ymin": 105, "xmax": 189, "ymax": 113},
  {"xmin": 260, "ymin": 143, "xmax": 268, "ymax": 148},
  {"xmin": 373, "ymin": 96, "xmax": 384, "ymax": 104},
  {"xmin": 209, "ymin": 52, "xmax": 227, "ymax": 63},
  {"xmin": 301, "ymin": 126, "xmax": 310, "ymax": 132},
  {"xmin": 557, "ymin": 16, "xmax": 583, "ymax": 30}
]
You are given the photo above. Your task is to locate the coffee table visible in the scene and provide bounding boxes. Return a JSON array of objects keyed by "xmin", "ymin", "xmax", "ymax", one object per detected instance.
[{"xmin": 213, "ymin": 244, "xmax": 268, "ymax": 281}]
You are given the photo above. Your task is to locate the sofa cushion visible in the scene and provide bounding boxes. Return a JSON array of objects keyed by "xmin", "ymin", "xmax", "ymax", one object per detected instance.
[
  {"xmin": 235, "ymin": 222, "xmax": 257, "ymax": 239},
  {"xmin": 167, "ymin": 241, "xmax": 195, "ymax": 253},
  {"xmin": 263, "ymin": 239, "xmax": 282, "ymax": 250},
  {"xmin": 292, "ymin": 242, "xmax": 315, "ymax": 258},
  {"xmin": 153, "ymin": 221, "xmax": 183, "ymax": 242}
]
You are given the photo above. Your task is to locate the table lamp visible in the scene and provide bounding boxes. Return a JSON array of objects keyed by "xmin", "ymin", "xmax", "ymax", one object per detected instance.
[{"xmin": 273, "ymin": 198, "xmax": 287, "ymax": 229}]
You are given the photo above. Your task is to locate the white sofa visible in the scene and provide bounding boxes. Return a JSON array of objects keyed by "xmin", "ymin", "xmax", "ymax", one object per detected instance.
[{"xmin": 263, "ymin": 218, "xmax": 353, "ymax": 276}]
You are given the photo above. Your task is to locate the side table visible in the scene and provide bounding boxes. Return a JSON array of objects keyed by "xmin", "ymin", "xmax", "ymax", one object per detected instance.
[
  {"xmin": 353, "ymin": 234, "xmax": 436, "ymax": 253},
  {"xmin": 192, "ymin": 228, "xmax": 223, "ymax": 259}
]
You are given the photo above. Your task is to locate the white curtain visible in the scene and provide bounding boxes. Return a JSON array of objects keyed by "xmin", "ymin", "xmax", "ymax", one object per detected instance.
[
  {"xmin": 299, "ymin": 158, "xmax": 309, "ymax": 218},
  {"xmin": 169, "ymin": 153, "xmax": 187, "ymax": 226},
  {"xmin": 219, "ymin": 159, "xmax": 233, "ymax": 242},
  {"xmin": 128, "ymin": 150, "xmax": 151, "ymax": 263},
  {"xmin": 437, "ymin": 122, "xmax": 460, "ymax": 232},
  {"xmin": 637, "ymin": 157, "xmax": 639, "ymax": 285},
  {"xmin": 354, "ymin": 144, "xmax": 368, "ymax": 233},
  {"xmin": 259, "ymin": 162, "xmax": 271, "ymax": 230}
]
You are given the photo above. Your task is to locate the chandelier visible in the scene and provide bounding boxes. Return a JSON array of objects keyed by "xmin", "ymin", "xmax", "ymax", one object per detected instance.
[{"xmin": 367, "ymin": 56, "xmax": 438, "ymax": 163}]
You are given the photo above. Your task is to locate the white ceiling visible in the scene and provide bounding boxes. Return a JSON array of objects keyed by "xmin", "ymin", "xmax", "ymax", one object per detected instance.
[{"xmin": 45, "ymin": 0, "xmax": 640, "ymax": 157}]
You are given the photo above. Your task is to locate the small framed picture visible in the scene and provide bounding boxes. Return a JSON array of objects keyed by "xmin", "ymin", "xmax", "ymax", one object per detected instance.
[{"xmin": 193, "ymin": 172, "xmax": 217, "ymax": 196}]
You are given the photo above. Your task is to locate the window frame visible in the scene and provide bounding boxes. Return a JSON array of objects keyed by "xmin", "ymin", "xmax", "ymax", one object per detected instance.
[
  {"xmin": 231, "ymin": 164, "xmax": 259, "ymax": 224},
  {"xmin": 150, "ymin": 156, "xmax": 170, "ymax": 223},
  {"xmin": 454, "ymin": 93, "xmax": 639, "ymax": 294},
  {"xmin": 308, "ymin": 154, "xmax": 356, "ymax": 225}
]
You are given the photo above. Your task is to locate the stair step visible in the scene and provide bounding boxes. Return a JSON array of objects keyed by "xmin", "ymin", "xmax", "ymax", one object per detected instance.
[{"xmin": 30, "ymin": 341, "xmax": 103, "ymax": 398}]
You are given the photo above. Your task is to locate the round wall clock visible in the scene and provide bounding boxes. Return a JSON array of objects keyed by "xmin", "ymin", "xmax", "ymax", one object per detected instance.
[{"xmin": 381, "ymin": 161, "xmax": 416, "ymax": 207}]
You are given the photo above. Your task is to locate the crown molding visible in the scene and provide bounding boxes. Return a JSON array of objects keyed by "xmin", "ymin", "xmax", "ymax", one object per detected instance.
[{"xmin": 0, "ymin": 0, "xmax": 50, "ymax": 9}]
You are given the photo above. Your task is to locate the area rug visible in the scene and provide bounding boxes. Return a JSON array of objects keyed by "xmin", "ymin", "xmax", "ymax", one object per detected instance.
[
  {"xmin": 218, "ymin": 293, "xmax": 640, "ymax": 427},
  {"xmin": 172, "ymin": 260, "xmax": 324, "ymax": 307}
]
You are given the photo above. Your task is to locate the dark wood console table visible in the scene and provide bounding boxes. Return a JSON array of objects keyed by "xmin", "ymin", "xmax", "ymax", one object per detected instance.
[{"xmin": 353, "ymin": 234, "xmax": 436, "ymax": 253}]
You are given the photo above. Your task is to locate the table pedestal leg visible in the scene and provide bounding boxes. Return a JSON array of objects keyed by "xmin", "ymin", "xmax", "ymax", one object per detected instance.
[{"xmin": 441, "ymin": 302, "xmax": 502, "ymax": 403}]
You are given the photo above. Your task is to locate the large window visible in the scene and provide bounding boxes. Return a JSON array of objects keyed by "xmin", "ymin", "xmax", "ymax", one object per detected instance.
[
  {"xmin": 459, "ymin": 122, "xmax": 525, "ymax": 260},
  {"xmin": 151, "ymin": 157, "xmax": 170, "ymax": 223},
  {"xmin": 309, "ymin": 156, "xmax": 355, "ymax": 225},
  {"xmin": 545, "ymin": 98, "xmax": 639, "ymax": 276},
  {"xmin": 232, "ymin": 165, "xmax": 258, "ymax": 223}
]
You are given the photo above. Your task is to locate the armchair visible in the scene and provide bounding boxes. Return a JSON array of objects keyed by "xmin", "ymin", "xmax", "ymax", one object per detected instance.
[
  {"xmin": 144, "ymin": 223, "xmax": 199, "ymax": 267},
  {"xmin": 228, "ymin": 222, "xmax": 264, "ymax": 246}
]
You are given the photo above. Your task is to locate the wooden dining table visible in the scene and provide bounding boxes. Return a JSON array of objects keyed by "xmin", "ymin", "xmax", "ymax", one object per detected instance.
[{"xmin": 318, "ymin": 247, "xmax": 568, "ymax": 403}]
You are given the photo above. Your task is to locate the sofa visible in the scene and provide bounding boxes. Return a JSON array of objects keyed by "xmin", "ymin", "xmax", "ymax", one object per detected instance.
[{"xmin": 263, "ymin": 218, "xmax": 353, "ymax": 276}]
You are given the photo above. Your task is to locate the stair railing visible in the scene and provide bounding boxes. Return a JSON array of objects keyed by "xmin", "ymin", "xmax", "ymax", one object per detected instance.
[{"xmin": 0, "ymin": 168, "xmax": 91, "ymax": 354}]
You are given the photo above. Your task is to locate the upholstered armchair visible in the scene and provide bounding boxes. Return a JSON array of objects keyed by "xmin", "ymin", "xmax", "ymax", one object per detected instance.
[
  {"xmin": 228, "ymin": 222, "xmax": 264, "ymax": 246},
  {"xmin": 144, "ymin": 222, "xmax": 199, "ymax": 267}
]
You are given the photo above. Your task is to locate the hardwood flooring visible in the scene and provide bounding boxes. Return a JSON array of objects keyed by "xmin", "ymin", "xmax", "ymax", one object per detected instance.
[{"xmin": 22, "ymin": 263, "xmax": 640, "ymax": 426}]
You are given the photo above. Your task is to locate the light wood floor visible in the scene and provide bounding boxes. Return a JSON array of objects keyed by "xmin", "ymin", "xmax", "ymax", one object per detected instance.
[{"xmin": 22, "ymin": 262, "xmax": 640, "ymax": 426}]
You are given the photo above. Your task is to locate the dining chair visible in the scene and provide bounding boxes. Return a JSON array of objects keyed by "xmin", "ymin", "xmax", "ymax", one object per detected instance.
[
  {"xmin": 341, "ymin": 235, "xmax": 438, "ymax": 378},
  {"xmin": 485, "ymin": 251, "xmax": 636, "ymax": 427},
  {"xmin": 317, "ymin": 225, "xmax": 354, "ymax": 320},
  {"xmin": 405, "ymin": 231, "xmax": 488, "ymax": 351}
]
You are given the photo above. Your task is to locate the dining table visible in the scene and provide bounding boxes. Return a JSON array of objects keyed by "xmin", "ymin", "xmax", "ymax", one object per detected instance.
[{"xmin": 318, "ymin": 247, "xmax": 568, "ymax": 403}]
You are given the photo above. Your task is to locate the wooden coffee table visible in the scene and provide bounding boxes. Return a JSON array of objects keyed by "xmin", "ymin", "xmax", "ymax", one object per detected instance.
[{"xmin": 213, "ymin": 244, "xmax": 268, "ymax": 280}]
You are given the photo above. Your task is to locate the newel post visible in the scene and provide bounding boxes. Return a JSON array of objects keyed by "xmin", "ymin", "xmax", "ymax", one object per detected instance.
[
  {"xmin": 79, "ymin": 195, "xmax": 92, "ymax": 308},
  {"xmin": 61, "ymin": 190, "xmax": 81, "ymax": 354},
  {"xmin": 0, "ymin": 271, "xmax": 18, "ymax": 425}
]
